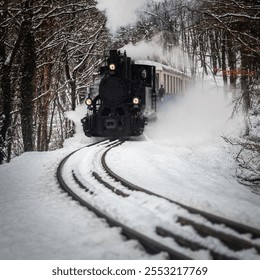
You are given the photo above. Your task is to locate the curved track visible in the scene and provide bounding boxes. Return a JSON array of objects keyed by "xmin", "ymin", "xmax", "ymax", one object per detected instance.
[
  {"xmin": 57, "ymin": 140, "xmax": 260, "ymax": 260},
  {"xmin": 100, "ymin": 142, "xmax": 260, "ymax": 259},
  {"xmin": 102, "ymin": 144, "xmax": 260, "ymax": 239},
  {"xmin": 57, "ymin": 140, "xmax": 191, "ymax": 260}
]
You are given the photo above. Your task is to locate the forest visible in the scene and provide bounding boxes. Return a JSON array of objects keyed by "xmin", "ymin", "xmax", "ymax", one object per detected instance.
[{"xmin": 0, "ymin": 0, "xmax": 259, "ymax": 186}]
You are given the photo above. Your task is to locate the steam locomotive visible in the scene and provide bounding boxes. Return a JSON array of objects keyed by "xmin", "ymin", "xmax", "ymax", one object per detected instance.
[{"xmin": 81, "ymin": 50, "xmax": 156, "ymax": 138}]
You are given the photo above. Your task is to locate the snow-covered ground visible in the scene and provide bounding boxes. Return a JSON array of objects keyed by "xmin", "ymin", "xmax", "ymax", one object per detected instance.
[
  {"xmin": 0, "ymin": 89, "xmax": 260, "ymax": 260},
  {"xmin": 0, "ymin": 139, "xmax": 160, "ymax": 260},
  {"xmin": 107, "ymin": 138, "xmax": 260, "ymax": 229}
]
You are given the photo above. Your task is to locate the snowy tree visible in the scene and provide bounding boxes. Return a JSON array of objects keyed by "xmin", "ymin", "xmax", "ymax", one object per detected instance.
[
  {"xmin": 0, "ymin": 0, "xmax": 108, "ymax": 161},
  {"xmin": 194, "ymin": 0, "xmax": 260, "ymax": 186},
  {"xmin": 0, "ymin": 0, "xmax": 34, "ymax": 161},
  {"xmin": 33, "ymin": 0, "xmax": 107, "ymax": 149}
]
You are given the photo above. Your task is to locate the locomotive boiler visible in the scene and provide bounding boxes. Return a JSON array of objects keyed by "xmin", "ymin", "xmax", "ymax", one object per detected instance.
[{"xmin": 81, "ymin": 50, "xmax": 156, "ymax": 138}]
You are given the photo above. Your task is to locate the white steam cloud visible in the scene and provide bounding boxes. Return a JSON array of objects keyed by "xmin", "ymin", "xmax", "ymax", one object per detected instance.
[
  {"xmin": 96, "ymin": 0, "xmax": 163, "ymax": 34},
  {"xmin": 148, "ymin": 87, "xmax": 243, "ymax": 147},
  {"xmin": 121, "ymin": 36, "xmax": 190, "ymax": 69}
]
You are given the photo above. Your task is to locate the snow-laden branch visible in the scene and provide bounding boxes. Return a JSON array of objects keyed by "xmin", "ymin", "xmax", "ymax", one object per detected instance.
[
  {"xmin": 33, "ymin": 5, "xmax": 96, "ymax": 30},
  {"xmin": 205, "ymin": 11, "xmax": 260, "ymax": 56},
  {"xmin": 141, "ymin": 10, "xmax": 179, "ymax": 32},
  {"xmin": 72, "ymin": 21, "xmax": 106, "ymax": 76},
  {"xmin": 216, "ymin": 13, "xmax": 260, "ymax": 21}
]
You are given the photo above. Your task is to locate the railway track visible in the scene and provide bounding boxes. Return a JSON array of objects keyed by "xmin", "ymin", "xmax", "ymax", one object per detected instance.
[
  {"xmin": 57, "ymin": 140, "xmax": 190, "ymax": 260},
  {"xmin": 57, "ymin": 139, "xmax": 260, "ymax": 260}
]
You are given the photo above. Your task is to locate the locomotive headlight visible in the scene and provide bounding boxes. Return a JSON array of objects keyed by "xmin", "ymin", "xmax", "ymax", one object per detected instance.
[
  {"xmin": 109, "ymin": 63, "xmax": 116, "ymax": 71},
  {"xmin": 141, "ymin": 69, "xmax": 147, "ymax": 79},
  {"xmin": 85, "ymin": 97, "xmax": 93, "ymax": 106},
  {"xmin": 133, "ymin": 97, "xmax": 140, "ymax": 105}
]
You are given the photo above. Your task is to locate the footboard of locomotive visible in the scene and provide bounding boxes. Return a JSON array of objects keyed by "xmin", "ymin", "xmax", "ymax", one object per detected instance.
[{"xmin": 82, "ymin": 106, "xmax": 145, "ymax": 138}]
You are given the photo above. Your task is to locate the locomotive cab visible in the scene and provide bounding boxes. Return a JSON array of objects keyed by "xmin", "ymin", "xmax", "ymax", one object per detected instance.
[{"xmin": 81, "ymin": 50, "xmax": 156, "ymax": 138}]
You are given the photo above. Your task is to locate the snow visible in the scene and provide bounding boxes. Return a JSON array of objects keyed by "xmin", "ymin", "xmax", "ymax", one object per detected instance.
[
  {"xmin": 106, "ymin": 139, "xmax": 260, "ymax": 229},
  {"xmin": 0, "ymin": 146, "xmax": 155, "ymax": 260},
  {"xmin": 0, "ymin": 87, "xmax": 260, "ymax": 260}
]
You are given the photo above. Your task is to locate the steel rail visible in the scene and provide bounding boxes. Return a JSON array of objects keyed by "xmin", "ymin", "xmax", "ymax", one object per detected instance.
[
  {"xmin": 101, "ymin": 144, "xmax": 260, "ymax": 240},
  {"xmin": 56, "ymin": 140, "xmax": 192, "ymax": 260},
  {"xmin": 99, "ymin": 143, "xmax": 260, "ymax": 259}
]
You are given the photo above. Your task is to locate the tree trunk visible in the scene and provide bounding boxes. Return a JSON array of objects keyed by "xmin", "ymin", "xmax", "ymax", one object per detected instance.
[
  {"xmin": 0, "ymin": 0, "xmax": 10, "ymax": 163},
  {"xmin": 221, "ymin": 32, "xmax": 228, "ymax": 97},
  {"xmin": 227, "ymin": 35, "xmax": 237, "ymax": 97},
  {"xmin": 240, "ymin": 49, "xmax": 250, "ymax": 136},
  {"xmin": 0, "ymin": 64, "xmax": 11, "ymax": 163},
  {"xmin": 20, "ymin": 0, "xmax": 36, "ymax": 152}
]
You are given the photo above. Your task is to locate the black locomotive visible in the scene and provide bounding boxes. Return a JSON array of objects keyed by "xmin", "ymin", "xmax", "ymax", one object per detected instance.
[{"xmin": 81, "ymin": 50, "xmax": 156, "ymax": 138}]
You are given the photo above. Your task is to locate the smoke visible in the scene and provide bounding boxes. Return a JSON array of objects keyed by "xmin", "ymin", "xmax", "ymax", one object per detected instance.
[
  {"xmin": 96, "ymin": 0, "xmax": 163, "ymax": 34},
  {"xmin": 122, "ymin": 37, "xmax": 163, "ymax": 60},
  {"xmin": 148, "ymin": 86, "xmax": 243, "ymax": 147},
  {"xmin": 121, "ymin": 35, "xmax": 190, "ymax": 69}
]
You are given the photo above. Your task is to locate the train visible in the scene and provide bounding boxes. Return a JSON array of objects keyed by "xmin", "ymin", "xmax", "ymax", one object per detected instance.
[
  {"xmin": 81, "ymin": 50, "xmax": 156, "ymax": 138},
  {"xmin": 81, "ymin": 50, "xmax": 191, "ymax": 138}
]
